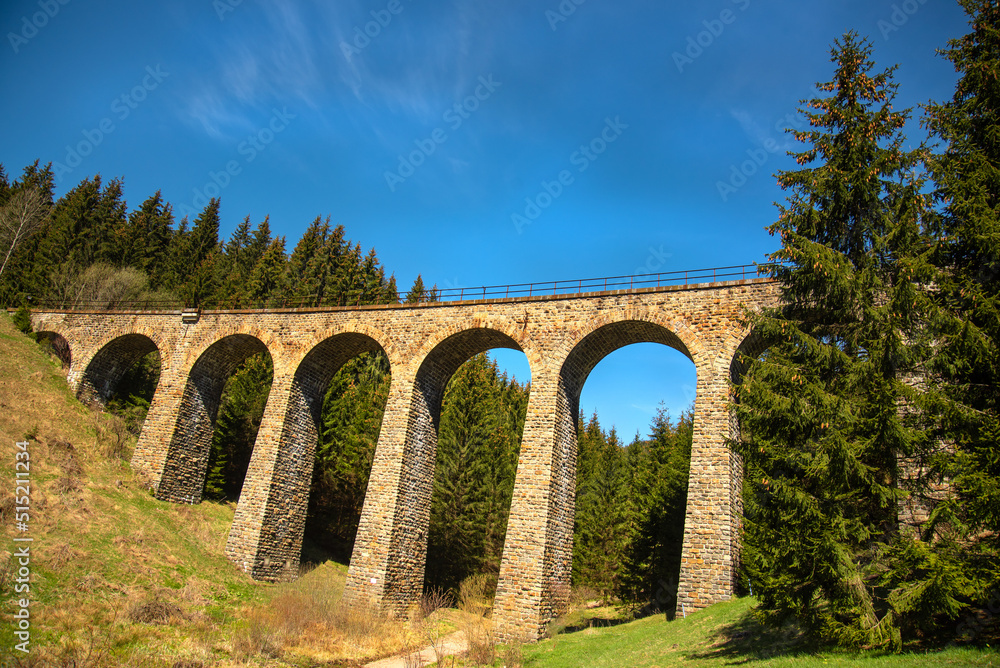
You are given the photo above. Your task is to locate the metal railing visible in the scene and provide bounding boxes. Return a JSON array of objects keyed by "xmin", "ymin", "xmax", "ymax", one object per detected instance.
[
  {"xmin": 24, "ymin": 263, "xmax": 773, "ymax": 312},
  {"xmin": 430, "ymin": 264, "xmax": 768, "ymax": 302}
]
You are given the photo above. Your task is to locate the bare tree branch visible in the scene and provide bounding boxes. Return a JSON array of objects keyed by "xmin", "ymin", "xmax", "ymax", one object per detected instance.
[{"xmin": 0, "ymin": 186, "xmax": 50, "ymax": 280}]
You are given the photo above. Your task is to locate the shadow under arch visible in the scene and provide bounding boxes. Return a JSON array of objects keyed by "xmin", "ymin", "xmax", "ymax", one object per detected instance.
[
  {"xmin": 76, "ymin": 333, "xmax": 160, "ymax": 406},
  {"xmin": 157, "ymin": 334, "xmax": 271, "ymax": 504},
  {"xmin": 227, "ymin": 331, "xmax": 390, "ymax": 581},
  {"xmin": 34, "ymin": 331, "xmax": 72, "ymax": 368}
]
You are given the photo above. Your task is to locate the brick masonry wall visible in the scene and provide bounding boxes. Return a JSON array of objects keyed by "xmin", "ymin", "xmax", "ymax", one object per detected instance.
[{"xmin": 31, "ymin": 279, "xmax": 781, "ymax": 642}]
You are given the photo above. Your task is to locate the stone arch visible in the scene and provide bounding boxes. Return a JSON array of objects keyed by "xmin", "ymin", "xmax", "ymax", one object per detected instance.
[
  {"xmin": 156, "ymin": 333, "xmax": 272, "ymax": 504},
  {"xmin": 559, "ymin": 312, "xmax": 698, "ymax": 410},
  {"xmin": 296, "ymin": 321, "xmax": 399, "ymax": 369},
  {"xmin": 728, "ymin": 327, "xmax": 768, "ymax": 386},
  {"xmin": 542, "ymin": 314, "xmax": 700, "ymax": 612},
  {"xmin": 226, "ymin": 330, "xmax": 392, "ymax": 581},
  {"xmin": 76, "ymin": 333, "xmax": 161, "ymax": 406},
  {"xmin": 34, "ymin": 331, "xmax": 72, "ymax": 368},
  {"xmin": 369, "ymin": 324, "xmax": 533, "ymax": 607},
  {"xmin": 412, "ymin": 321, "xmax": 532, "ymax": 424},
  {"xmin": 186, "ymin": 323, "xmax": 282, "ymax": 370},
  {"xmin": 409, "ymin": 312, "xmax": 542, "ymax": 380}
]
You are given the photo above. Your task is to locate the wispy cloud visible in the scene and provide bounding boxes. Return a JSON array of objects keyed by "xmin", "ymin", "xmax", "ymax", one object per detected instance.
[{"xmin": 179, "ymin": 0, "xmax": 329, "ymax": 139}]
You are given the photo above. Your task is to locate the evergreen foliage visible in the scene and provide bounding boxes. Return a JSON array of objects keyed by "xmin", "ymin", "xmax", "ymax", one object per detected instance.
[
  {"xmin": 570, "ymin": 408, "xmax": 693, "ymax": 611},
  {"xmin": 730, "ymin": 32, "xmax": 972, "ymax": 650},
  {"xmin": 304, "ymin": 352, "xmax": 392, "ymax": 561},
  {"xmin": 923, "ymin": 0, "xmax": 1000, "ymax": 622},
  {"xmin": 425, "ymin": 353, "xmax": 527, "ymax": 594},
  {"xmin": 203, "ymin": 353, "xmax": 274, "ymax": 501},
  {"xmin": 618, "ymin": 408, "xmax": 693, "ymax": 615}
]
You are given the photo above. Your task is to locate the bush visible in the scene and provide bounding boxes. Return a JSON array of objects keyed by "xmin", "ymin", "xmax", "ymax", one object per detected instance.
[{"xmin": 13, "ymin": 303, "xmax": 31, "ymax": 333}]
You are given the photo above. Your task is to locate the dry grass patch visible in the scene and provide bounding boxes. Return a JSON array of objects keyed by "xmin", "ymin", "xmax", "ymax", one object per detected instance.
[
  {"xmin": 130, "ymin": 596, "xmax": 188, "ymax": 625},
  {"xmin": 217, "ymin": 562, "xmax": 426, "ymax": 665}
]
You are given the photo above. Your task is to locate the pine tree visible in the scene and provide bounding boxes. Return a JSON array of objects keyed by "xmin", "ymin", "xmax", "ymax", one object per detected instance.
[
  {"xmin": 162, "ymin": 216, "xmax": 191, "ymax": 293},
  {"xmin": 618, "ymin": 407, "xmax": 692, "ymax": 615},
  {"xmin": 923, "ymin": 0, "xmax": 1000, "ymax": 604},
  {"xmin": 204, "ymin": 354, "xmax": 274, "ymax": 501},
  {"xmin": 731, "ymin": 32, "xmax": 937, "ymax": 649},
  {"xmin": 246, "ymin": 236, "xmax": 287, "ymax": 306},
  {"xmin": 383, "ymin": 274, "xmax": 400, "ymax": 304},
  {"xmin": 573, "ymin": 421, "xmax": 631, "ymax": 600},
  {"xmin": 188, "ymin": 198, "xmax": 221, "ymax": 266},
  {"xmin": 176, "ymin": 199, "xmax": 223, "ymax": 307},
  {"xmin": 424, "ymin": 353, "xmax": 528, "ymax": 594},
  {"xmin": 107, "ymin": 191, "xmax": 173, "ymax": 281},
  {"xmin": 406, "ymin": 274, "xmax": 426, "ymax": 303},
  {"xmin": 284, "ymin": 216, "xmax": 327, "ymax": 306},
  {"xmin": 307, "ymin": 352, "xmax": 392, "ymax": 560},
  {"xmin": 33, "ymin": 176, "xmax": 124, "ymax": 286},
  {"xmin": 217, "ymin": 216, "xmax": 252, "ymax": 307}
]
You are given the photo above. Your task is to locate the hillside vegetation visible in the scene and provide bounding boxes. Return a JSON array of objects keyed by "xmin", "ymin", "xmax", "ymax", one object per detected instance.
[
  {"xmin": 0, "ymin": 312, "xmax": 449, "ymax": 667},
  {"xmin": 521, "ymin": 597, "xmax": 997, "ymax": 668}
]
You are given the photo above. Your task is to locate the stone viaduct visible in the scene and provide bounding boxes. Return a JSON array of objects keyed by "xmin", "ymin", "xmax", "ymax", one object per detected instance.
[{"xmin": 30, "ymin": 276, "xmax": 781, "ymax": 641}]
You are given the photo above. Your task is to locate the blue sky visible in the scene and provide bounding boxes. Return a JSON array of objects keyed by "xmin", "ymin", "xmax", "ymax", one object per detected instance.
[{"xmin": 1, "ymin": 0, "xmax": 970, "ymax": 440}]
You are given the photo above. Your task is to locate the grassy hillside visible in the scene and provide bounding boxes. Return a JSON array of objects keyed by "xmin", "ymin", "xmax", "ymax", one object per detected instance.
[
  {"xmin": 0, "ymin": 313, "xmax": 440, "ymax": 666},
  {"xmin": 520, "ymin": 597, "xmax": 998, "ymax": 668}
]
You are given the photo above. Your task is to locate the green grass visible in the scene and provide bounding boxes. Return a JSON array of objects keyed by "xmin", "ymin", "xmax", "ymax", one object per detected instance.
[{"xmin": 520, "ymin": 596, "xmax": 998, "ymax": 667}]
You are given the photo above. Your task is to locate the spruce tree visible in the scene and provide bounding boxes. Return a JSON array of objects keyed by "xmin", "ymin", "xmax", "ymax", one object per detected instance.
[
  {"xmin": 284, "ymin": 216, "xmax": 327, "ymax": 306},
  {"xmin": 731, "ymin": 32, "xmax": 936, "ymax": 649},
  {"xmin": 406, "ymin": 274, "xmax": 428, "ymax": 303},
  {"xmin": 204, "ymin": 354, "xmax": 274, "ymax": 501},
  {"xmin": 308, "ymin": 352, "xmax": 391, "ymax": 560},
  {"xmin": 618, "ymin": 407, "xmax": 692, "ymax": 614},
  {"xmin": 246, "ymin": 236, "xmax": 287, "ymax": 306},
  {"xmin": 108, "ymin": 191, "xmax": 173, "ymax": 279},
  {"xmin": 923, "ymin": 0, "xmax": 1000, "ymax": 604},
  {"xmin": 188, "ymin": 198, "xmax": 221, "ymax": 266},
  {"xmin": 573, "ymin": 424, "xmax": 630, "ymax": 601},
  {"xmin": 217, "ymin": 216, "xmax": 252, "ymax": 307}
]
